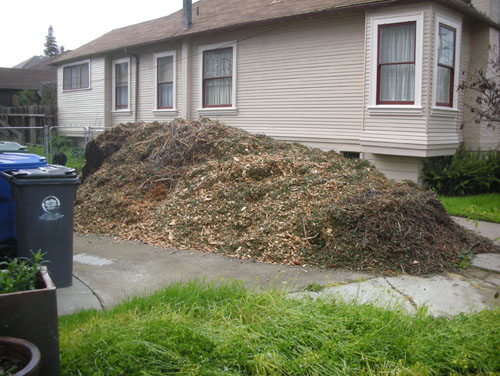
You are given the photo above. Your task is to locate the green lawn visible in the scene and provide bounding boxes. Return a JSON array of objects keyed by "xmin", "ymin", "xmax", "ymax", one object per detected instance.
[
  {"xmin": 26, "ymin": 145, "xmax": 85, "ymax": 172},
  {"xmin": 439, "ymin": 193, "xmax": 500, "ymax": 223},
  {"xmin": 59, "ymin": 280, "xmax": 500, "ymax": 375}
]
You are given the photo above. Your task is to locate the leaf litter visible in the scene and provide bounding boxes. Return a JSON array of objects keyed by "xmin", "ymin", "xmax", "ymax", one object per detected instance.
[{"xmin": 75, "ymin": 119, "xmax": 499, "ymax": 275}]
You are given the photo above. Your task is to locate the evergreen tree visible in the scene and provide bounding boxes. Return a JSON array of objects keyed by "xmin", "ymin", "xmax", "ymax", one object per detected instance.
[{"xmin": 44, "ymin": 25, "xmax": 60, "ymax": 57}]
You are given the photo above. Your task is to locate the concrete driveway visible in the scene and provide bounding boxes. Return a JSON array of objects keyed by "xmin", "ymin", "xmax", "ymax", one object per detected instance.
[{"xmin": 57, "ymin": 217, "xmax": 500, "ymax": 317}]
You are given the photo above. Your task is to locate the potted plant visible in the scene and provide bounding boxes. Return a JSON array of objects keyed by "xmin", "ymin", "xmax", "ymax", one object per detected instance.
[
  {"xmin": 0, "ymin": 336, "xmax": 41, "ymax": 375},
  {"xmin": 0, "ymin": 252, "xmax": 60, "ymax": 376}
]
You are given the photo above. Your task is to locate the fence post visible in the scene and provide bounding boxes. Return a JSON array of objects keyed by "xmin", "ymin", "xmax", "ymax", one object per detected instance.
[
  {"xmin": 87, "ymin": 127, "xmax": 92, "ymax": 147},
  {"xmin": 44, "ymin": 125, "xmax": 49, "ymax": 162}
]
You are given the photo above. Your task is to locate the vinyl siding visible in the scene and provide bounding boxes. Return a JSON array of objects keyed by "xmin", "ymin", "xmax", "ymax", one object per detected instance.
[
  {"xmin": 57, "ymin": 57, "xmax": 106, "ymax": 127},
  {"xmin": 189, "ymin": 12, "xmax": 366, "ymax": 148},
  {"xmin": 461, "ymin": 22, "xmax": 499, "ymax": 150},
  {"xmin": 472, "ymin": 0, "xmax": 491, "ymax": 16}
]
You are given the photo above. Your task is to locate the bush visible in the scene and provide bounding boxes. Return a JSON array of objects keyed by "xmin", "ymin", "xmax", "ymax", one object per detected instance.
[
  {"xmin": 13, "ymin": 89, "xmax": 39, "ymax": 106},
  {"xmin": 422, "ymin": 145, "xmax": 500, "ymax": 196},
  {"xmin": 41, "ymin": 82, "xmax": 57, "ymax": 106}
]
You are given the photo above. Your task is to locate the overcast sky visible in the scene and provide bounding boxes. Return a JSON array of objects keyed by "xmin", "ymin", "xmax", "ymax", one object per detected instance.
[{"xmin": 1, "ymin": 0, "xmax": 184, "ymax": 68}]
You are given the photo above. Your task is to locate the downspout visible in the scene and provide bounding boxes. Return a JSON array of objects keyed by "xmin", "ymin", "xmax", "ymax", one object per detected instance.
[
  {"xmin": 360, "ymin": 10, "xmax": 368, "ymax": 158},
  {"xmin": 131, "ymin": 53, "xmax": 139, "ymax": 123}
]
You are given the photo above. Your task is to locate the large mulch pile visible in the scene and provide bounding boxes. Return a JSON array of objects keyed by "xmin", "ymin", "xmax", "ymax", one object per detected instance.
[{"xmin": 75, "ymin": 119, "xmax": 499, "ymax": 274}]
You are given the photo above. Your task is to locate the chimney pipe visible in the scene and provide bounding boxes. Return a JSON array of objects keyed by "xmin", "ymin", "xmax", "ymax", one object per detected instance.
[{"xmin": 183, "ymin": 0, "xmax": 192, "ymax": 29}]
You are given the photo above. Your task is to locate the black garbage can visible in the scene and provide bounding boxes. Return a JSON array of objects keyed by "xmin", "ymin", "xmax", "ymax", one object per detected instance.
[{"xmin": 1, "ymin": 166, "xmax": 79, "ymax": 287}]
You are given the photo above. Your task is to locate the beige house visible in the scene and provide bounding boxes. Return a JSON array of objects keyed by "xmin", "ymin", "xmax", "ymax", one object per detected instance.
[{"xmin": 52, "ymin": 0, "xmax": 500, "ymax": 183}]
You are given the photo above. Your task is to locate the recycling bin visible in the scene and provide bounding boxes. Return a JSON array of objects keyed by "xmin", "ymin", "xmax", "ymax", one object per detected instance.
[
  {"xmin": 1, "ymin": 165, "xmax": 79, "ymax": 287},
  {"xmin": 0, "ymin": 141, "xmax": 27, "ymax": 153},
  {"xmin": 0, "ymin": 153, "xmax": 47, "ymax": 251}
]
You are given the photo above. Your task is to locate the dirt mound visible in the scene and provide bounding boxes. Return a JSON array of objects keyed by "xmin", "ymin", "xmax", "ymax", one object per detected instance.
[{"xmin": 75, "ymin": 119, "xmax": 499, "ymax": 274}]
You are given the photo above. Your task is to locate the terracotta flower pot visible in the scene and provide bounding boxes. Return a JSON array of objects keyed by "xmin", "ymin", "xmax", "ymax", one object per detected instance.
[{"xmin": 0, "ymin": 336, "xmax": 40, "ymax": 376}]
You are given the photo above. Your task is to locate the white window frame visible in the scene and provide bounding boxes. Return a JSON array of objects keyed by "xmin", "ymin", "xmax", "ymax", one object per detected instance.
[
  {"xmin": 153, "ymin": 50, "xmax": 177, "ymax": 112},
  {"xmin": 197, "ymin": 41, "xmax": 237, "ymax": 115},
  {"xmin": 61, "ymin": 59, "xmax": 91, "ymax": 92},
  {"xmin": 112, "ymin": 57, "xmax": 131, "ymax": 113},
  {"xmin": 432, "ymin": 14, "xmax": 462, "ymax": 113},
  {"xmin": 368, "ymin": 12, "xmax": 424, "ymax": 115}
]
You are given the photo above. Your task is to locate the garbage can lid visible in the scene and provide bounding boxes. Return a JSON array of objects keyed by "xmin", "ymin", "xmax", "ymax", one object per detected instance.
[
  {"xmin": 0, "ymin": 153, "xmax": 46, "ymax": 170},
  {"xmin": 7, "ymin": 165, "xmax": 78, "ymax": 180},
  {"xmin": 0, "ymin": 141, "xmax": 27, "ymax": 153}
]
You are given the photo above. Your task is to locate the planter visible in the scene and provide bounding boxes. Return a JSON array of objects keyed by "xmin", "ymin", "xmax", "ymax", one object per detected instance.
[
  {"xmin": 0, "ymin": 267, "xmax": 60, "ymax": 376},
  {"xmin": 0, "ymin": 336, "xmax": 40, "ymax": 375}
]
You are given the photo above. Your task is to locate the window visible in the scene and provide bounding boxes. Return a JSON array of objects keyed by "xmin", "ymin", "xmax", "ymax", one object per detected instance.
[
  {"xmin": 436, "ymin": 25, "xmax": 455, "ymax": 107},
  {"xmin": 377, "ymin": 22, "xmax": 416, "ymax": 104},
  {"xmin": 369, "ymin": 13, "xmax": 423, "ymax": 112},
  {"xmin": 62, "ymin": 61, "xmax": 89, "ymax": 90},
  {"xmin": 203, "ymin": 47, "xmax": 233, "ymax": 107},
  {"xmin": 433, "ymin": 15, "xmax": 461, "ymax": 110},
  {"xmin": 154, "ymin": 51, "xmax": 176, "ymax": 110},
  {"xmin": 112, "ymin": 58, "xmax": 130, "ymax": 111}
]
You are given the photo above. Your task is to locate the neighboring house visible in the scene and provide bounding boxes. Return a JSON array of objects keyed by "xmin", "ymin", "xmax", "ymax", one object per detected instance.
[
  {"xmin": 13, "ymin": 56, "xmax": 46, "ymax": 70},
  {"xmin": 0, "ymin": 68, "xmax": 56, "ymax": 106},
  {"xmin": 51, "ymin": 0, "xmax": 500, "ymax": 183},
  {"xmin": 0, "ymin": 55, "xmax": 62, "ymax": 106}
]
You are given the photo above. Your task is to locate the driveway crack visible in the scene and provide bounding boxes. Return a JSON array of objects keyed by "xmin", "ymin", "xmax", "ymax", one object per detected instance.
[
  {"xmin": 72, "ymin": 273, "xmax": 105, "ymax": 310},
  {"xmin": 384, "ymin": 278, "xmax": 418, "ymax": 311}
]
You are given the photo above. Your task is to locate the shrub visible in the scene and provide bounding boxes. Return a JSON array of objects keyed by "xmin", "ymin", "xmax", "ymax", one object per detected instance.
[
  {"xmin": 13, "ymin": 89, "xmax": 39, "ymax": 106},
  {"xmin": 422, "ymin": 145, "xmax": 500, "ymax": 196}
]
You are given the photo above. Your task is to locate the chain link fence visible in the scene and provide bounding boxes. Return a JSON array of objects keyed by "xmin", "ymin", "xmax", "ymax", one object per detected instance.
[{"xmin": 0, "ymin": 125, "xmax": 109, "ymax": 171}]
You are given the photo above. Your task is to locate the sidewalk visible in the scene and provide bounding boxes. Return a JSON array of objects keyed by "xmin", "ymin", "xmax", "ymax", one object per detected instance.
[
  {"xmin": 56, "ymin": 218, "xmax": 500, "ymax": 317},
  {"xmin": 451, "ymin": 216, "xmax": 500, "ymax": 242}
]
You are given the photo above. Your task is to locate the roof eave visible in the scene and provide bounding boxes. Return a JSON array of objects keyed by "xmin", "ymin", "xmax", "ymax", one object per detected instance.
[
  {"xmin": 433, "ymin": 0, "xmax": 500, "ymax": 28},
  {"xmin": 51, "ymin": 0, "xmax": 500, "ymax": 67},
  {"xmin": 51, "ymin": 0, "xmax": 396, "ymax": 66}
]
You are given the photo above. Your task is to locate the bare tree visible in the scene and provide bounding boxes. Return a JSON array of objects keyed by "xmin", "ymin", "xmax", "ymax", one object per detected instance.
[{"xmin": 459, "ymin": 52, "xmax": 500, "ymax": 127}]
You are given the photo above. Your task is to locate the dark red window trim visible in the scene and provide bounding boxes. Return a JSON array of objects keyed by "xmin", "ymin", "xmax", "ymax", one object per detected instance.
[
  {"xmin": 202, "ymin": 47, "xmax": 233, "ymax": 108},
  {"xmin": 376, "ymin": 21, "xmax": 416, "ymax": 105},
  {"xmin": 63, "ymin": 63, "xmax": 89, "ymax": 90},
  {"xmin": 436, "ymin": 23, "xmax": 456, "ymax": 108},
  {"xmin": 115, "ymin": 62, "xmax": 128, "ymax": 110},
  {"xmin": 157, "ymin": 56, "xmax": 174, "ymax": 109}
]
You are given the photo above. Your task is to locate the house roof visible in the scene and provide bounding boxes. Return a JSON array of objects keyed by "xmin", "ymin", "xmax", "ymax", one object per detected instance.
[
  {"xmin": 0, "ymin": 68, "xmax": 56, "ymax": 90},
  {"xmin": 52, "ymin": 0, "xmax": 498, "ymax": 65},
  {"xmin": 12, "ymin": 54, "xmax": 66, "ymax": 71},
  {"xmin": 13, "ymin": 56, "xmax": 45, "ymax": 69}
]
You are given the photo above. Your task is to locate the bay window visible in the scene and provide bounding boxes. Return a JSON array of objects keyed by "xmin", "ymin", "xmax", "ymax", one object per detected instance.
[{"xmin": 377, "ymin": 22, "xmax": 416, "ymax": 104}]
